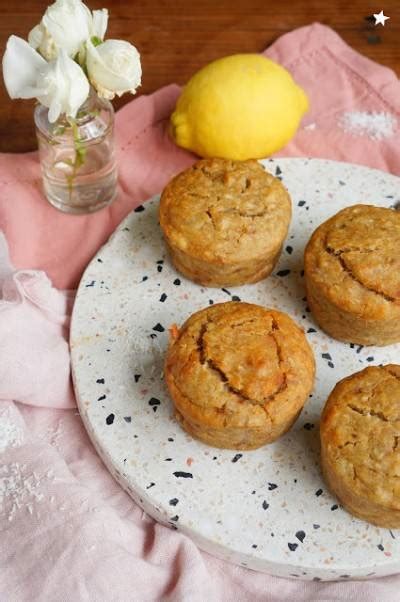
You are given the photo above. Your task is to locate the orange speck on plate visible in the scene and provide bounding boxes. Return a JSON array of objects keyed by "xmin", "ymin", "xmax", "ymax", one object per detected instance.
[
  {"xmin": 186, "ymin": 457, "xmax": 194, "ymax": 467},
  {"xmin": 169, "ymin": 323, "xmax": 180, "ymax": 341}
]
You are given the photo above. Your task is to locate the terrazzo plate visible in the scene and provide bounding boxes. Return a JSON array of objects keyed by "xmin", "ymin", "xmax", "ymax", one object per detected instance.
[{"xmin": 71, "ymin": 158, "xmax": 400, "ymax": 581}]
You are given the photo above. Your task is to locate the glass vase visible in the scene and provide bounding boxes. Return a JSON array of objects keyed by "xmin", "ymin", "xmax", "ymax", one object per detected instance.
[{"xmin": 34, "ymin": 90, "xmax": 117, "ymax": 214}]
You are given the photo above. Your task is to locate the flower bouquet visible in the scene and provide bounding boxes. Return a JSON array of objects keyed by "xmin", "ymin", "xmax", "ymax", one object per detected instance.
[{"xmin": 2, "ymin": 0, "xmax": 142, "ymax": 213}]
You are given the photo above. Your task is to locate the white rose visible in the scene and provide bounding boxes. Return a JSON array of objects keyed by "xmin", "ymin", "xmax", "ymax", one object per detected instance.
[
  {"xmin": 86, "ymin": 39, "xmax": 141, "ymax": 100},
  {"xmin": 28, "ymin": 0, "xmax": 108, "ymax": 61},
  {"xmin": 2, "ymin": 36, "xmax": 89, "ymax": 122}
]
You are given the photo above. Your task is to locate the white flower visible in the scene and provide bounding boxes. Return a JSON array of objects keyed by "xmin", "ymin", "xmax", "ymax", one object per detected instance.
[
  {"xmin": 2, "ymin": 35, "xmax": 89, "ymax": 122},
  {"xmin": 28, "ymin": 24, "xmax": 58, "ymax": 62},
  {"xmin": 2, "ymin": 35, "xmax": 46, "ymax": 99},
  {"xmin": 36, "ymin": 50, "xmax": 90, "ymax": 122},
  {"xmin": 86, "ymin": 39, "xmax": 141, "ymax": 100},
  {"xmin": 91, "ymin": 9, "xmax": 108, "ymax": 41},
  {"xmin": 28, "ymin": 0, "xmax": 108, "ymax": 61}
]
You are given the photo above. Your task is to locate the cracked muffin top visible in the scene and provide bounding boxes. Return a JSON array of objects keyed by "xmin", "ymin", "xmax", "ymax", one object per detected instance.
[
  {"xmin": 165, "ymin": 302, "xmax": 315, "ymax": 429},
  {"xmin": 321, "ymin": 365, "xmax": 400, "ymax": 508},
  {"xmin": 305, "ymin": 204, "xmax": 400, "ymax": 320},
  {"xmin": 159, "ymin": 158, "xmax": 291, "ymax": 263}
]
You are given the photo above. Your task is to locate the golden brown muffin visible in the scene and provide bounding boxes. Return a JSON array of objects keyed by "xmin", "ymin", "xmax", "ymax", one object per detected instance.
[
  {"xmin": 304, "ymin": 204, "xmax": 400, "ymax": 346},
  {"xmin": 164, "ymin": 301, "xmax": 315, "ymax": 450},
  {"xmin": 159, "ymin": 158, "xmax": 292, "ymax": 287},
  {"xmin": 320, "ymin": 365, "xmax": 400, "ymax": 528}
]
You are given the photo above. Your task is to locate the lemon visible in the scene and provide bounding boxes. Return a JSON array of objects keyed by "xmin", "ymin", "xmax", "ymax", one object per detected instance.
[{"xmin": 170, "ymin": 54, "xmax": 308, "ymax": 160}]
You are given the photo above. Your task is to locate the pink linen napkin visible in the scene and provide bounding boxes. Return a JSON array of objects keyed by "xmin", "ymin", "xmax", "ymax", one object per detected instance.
[
  {"xmin": 0, "ymin": 233, "xmax": 74, "ymax": 409},
  {"xmin": 1, "ymin": 22, "xmax": 400, "ymax": 602}
]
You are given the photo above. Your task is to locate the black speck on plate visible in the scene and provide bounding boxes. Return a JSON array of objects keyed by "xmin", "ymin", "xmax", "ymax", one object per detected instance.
[
  {"xmin": 173, "ymin": 471, "xmax": 193, "ymax": 479},
  {"xmin": 232, "ymin": 453, "xmax": 243, "ymax": 463},
  {"xmin": 149, "ymin": 397, "xmax": 161, "ymax": 412}
]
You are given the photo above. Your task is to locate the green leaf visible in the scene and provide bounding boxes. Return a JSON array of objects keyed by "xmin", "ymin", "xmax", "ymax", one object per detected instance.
[{"xmin": 91, "ymin": 36, "xmax": 103, "ymax": 47}]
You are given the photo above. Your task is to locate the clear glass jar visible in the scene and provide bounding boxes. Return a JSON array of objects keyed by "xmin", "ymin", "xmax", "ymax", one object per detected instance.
[{"xmin": 34, "ymin": 90, "xmax": 117, "ymax": 214}]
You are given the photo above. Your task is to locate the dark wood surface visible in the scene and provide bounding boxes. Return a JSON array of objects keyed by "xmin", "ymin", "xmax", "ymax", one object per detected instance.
[{"xmin": 0, "ymin": 0, "xmax": 399, "ymax": 152}]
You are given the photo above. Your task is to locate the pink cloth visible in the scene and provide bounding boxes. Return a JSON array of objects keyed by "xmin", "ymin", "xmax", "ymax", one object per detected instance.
[
  {"xmin": 0, "ymin": 234, "xmax": 74, "ymax": 409},
  {"xmin": 1, "ymin": 22, "xmax": 400, "ymax": 601}
]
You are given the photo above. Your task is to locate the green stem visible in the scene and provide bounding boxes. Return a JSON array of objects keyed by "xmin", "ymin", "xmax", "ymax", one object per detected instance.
[{"xmin": 64, "ymin": 118, "xmax": 87, "ymax": 201}]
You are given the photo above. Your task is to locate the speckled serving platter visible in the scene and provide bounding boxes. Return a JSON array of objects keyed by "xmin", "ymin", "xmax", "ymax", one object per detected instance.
[{"xmin": 70, "ymin": 158, "xmax": 400, "ymax": 581}]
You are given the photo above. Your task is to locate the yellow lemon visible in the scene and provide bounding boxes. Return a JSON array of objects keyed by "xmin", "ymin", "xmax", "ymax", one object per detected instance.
[{"xmin": 170, "ymin": 54, "xmax": 309, "ymax": 160}]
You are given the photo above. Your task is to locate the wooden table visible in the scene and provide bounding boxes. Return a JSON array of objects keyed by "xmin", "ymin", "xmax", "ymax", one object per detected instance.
[{"xmin": 0, "ymin": 0, "xmax": 399, "ymax": 153}]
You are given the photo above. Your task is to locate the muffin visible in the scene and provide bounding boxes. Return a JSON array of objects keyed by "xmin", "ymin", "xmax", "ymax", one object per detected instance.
[
  {"xmin": 304, "ymin": 204, "xmax": 400, "ymax": 345},
  {"xmin": 159, "ymin": 158, "xmax": 291, "ymax": 287},
  {"xmin": 164, "ymin": 301, "xmax": 315, "ymax": 450},
  {"xmin": 320, "ymin": 365, "xmax": 400, "ymax": 528}
]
